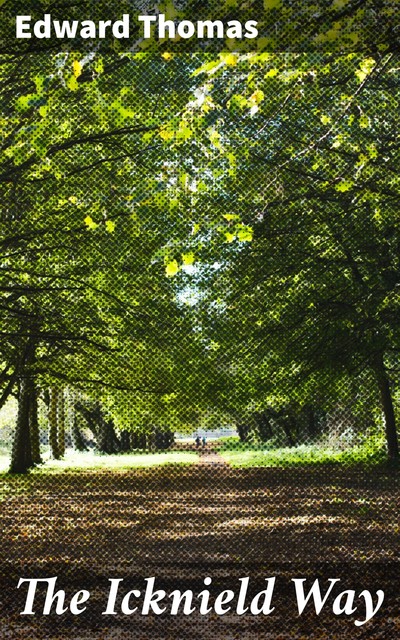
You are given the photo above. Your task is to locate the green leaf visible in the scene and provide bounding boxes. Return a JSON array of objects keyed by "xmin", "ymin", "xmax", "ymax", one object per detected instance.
[
  {"xmin": 159, "ymin": 128, "xmax": 175, "ymax": 141},
  {"xmin": 355, "ymin": 58, "xmax": 375, "ymax": 83},
  {"xmin": 220, "ymin": 53, "xmax": 238, "ymax": 67},
  {"xmin": 94, "ymin": 58, "xmax": 104, "ymax": 74},
  {"xmin": 264, "ymin": 0, "xmax": 282, "ymax": 9},
  {"xmin": 16, "ymin": 94, "xmax": 41, "ymax": 111},
  {"xmin": 67, "ymin": 76, "xmax": 79, "ymax": 92},
  {"xmin": 176, "ymin": 122, "xmax": 193, "ymax": 141},
  {"xmin": 336, "ymin": 180, "xmax": 354, "ymax": 192},
  {"xmin": 209, "ymin": 130, "xmax": 222, "ymax": 148},
  {"xmin": 249, "ymin": 90, "xmax": 265, "ymax": 105},
  {"xmin": 265, "ymin": 68, "xmax": 279, "ymax": 78},
  {"xmin": 228, "ymin": 94, "xmax": 249, "ymax": 111},
  {"xmin": 237, "ymin": 226, "xmax": 253, "ymax": 242},
  {"xmin": 192, "ymin": 59, "xmax": 222, "ymax": 76},
  {"xmin": 182, "ymin": 253, "xmax": 195, "ymax": 266},
  {"xmin": 84, "ymin": 215, "xmax": 97, "ymax": 230},
  {"xmin": 165, "ymin": 260, "xmax": 179, "ymax": 277},
  {"xmin": 225, "ymin": 232, "xmax": 236, "ymax": 243},
  {"xmin": 73, "ymin": 60, "xmax": 83, "ymax": 78}
]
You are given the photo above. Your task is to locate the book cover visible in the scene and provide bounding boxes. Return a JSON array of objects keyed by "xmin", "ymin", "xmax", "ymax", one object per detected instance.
[{"xmin": 0, "ymin": 1, "xmax": 399, "ymax": 638}]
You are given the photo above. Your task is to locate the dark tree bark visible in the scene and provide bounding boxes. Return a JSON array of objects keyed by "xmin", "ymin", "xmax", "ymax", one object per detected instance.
[
  {"xmin": 72, "ymin": 415, "xmax": 88, "ymax": 451},
  {"xmin": 237, "ymin": 423, "xmax": 250, "ymax": 442},
  {"xmin": 75, "ymin": 402, "xmax": 99, "ymax": 441},
  {"xmin": 147, "ymin": 428, "xmax": 156, "ymax": 452},
  {"xmin": 75, "ymin": 401, "xmax": 120, "ymax": 453},
  {"xmin": 139, "ymin": 433, "xmax": 147, "ymax": 450},
  {"xmin": 129, "ymin": 431, "xmax": 139, "ymax": 449},
  {"xmin": 373, "ymin": 353, "xmax": 399, "ymax": 461},
  {"xmin": 306, "ymin": 405, "xmax": 317, "ymax": 439},
  {"xmin": 98, "ymin": 420, "xmax": 120, "ymax": 454},
  {"xmin": 120, "ymin": 430, "xmax": 131, "ymax": 452},
  {"xmin": 49, "ymin": 387, "xmax": 60, "ymax": 459},
  {"xmin": 30, "ymin": 387, "xmax": 42, "ymax": 465},
  {"xmin": 256, "ymin": 411, "xmax": 273, "ymax": 442},
  {"xmin": 10, "ymin": 378, "xmax": 33, "ymax": 473},
  {"xmin": 10, "ymin": 340, "xmax": 36, "ymax": 474},
  {"xmin": 129, "ymin": 431, "xmax": 147, "ymax": 450},
  {"xmin": 165, "ymin": 429, "xmax": 175, "ymax": 448},
  {"xmin": 154, "ymin": 429, "xmax": 174, "ymax": 450},
  {"xmin": 278, "ymin": 410, "xmax": 296, "ymax": 447},
  {"xmin": 58, "ymin": 389, "xmax": 65, "ymax": 458}
]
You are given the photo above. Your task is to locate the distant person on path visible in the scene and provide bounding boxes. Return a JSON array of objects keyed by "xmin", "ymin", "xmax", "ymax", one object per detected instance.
[
  {"xmin": 202, "ymin": 436, "xmax": 206, "ymax": 448},
  {"xmin": 195, "ymin": 435, "xmax": 201, "ymax": 448}
]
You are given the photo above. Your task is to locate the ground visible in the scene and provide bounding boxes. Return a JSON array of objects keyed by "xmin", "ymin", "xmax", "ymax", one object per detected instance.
[{"xmin": 0, "ymin": 451, "xmax": 399, "ymax": 638}]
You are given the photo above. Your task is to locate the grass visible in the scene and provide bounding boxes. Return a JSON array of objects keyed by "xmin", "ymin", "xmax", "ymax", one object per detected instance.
[
  {"xmin": 0, "ymin": 449, "xmax": 199, "ymax": 474},
  {"xmin": 220, "ymin": 443, "xmax": 387, "ymax": 468}
]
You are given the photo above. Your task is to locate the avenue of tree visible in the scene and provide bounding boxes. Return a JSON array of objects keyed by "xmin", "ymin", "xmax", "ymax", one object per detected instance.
[{"xmin": 0, "ymin": 44, "xmax": 399, "ymax": 471}]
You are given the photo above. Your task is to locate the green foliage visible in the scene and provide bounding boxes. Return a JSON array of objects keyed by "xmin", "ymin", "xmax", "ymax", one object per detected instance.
[
  {"xmin": 220, "ymin": 442, "xmax": 387, "ymax": 468},
  {"xmin": 1, "ymin": 47, "xmax": 400, "ymax": 468},
  {"xmin": 176, "ymin": 50, "xmax": 400, "ymax": 458}
]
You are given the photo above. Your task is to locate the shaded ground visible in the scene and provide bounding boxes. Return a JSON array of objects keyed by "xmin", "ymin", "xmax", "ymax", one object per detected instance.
[{"xmin": 0, "ymin": 456, "xmax": 399, "ymax": 638}]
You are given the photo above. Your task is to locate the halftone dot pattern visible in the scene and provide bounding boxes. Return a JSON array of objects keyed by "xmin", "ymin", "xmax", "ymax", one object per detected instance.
[{"xmin": 0, "ymin": 2, "xmax": 400, "ymax": 638}]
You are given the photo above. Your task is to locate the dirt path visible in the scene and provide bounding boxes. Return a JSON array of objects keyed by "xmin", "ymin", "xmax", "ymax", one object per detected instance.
[
  {"xmin": 197, "ymin": 449, "xmax": 228, "ymax": 466},
  {"xmin": 0, "ymin": 463, "xmax": 399, "ymax": 638}
]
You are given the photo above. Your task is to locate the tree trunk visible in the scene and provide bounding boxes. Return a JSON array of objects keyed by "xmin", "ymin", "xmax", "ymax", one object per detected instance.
[
  {"xmin": 10, "ymin": 340, "xmax": 36, "ymax": 474},
  {"xmin": 306, "ymin": 406, "xmax": 317, "ymax": 439},
  {"xmin": 72, "ymin": 415, "xmax": 87, "ymax": 451},
  {"xmin": 58, "ymin": 389, "xmax": 65, "ymax": 458},
  {"xmin": 280, "ymin": 417, "xmax": 296, "ymax": 447},
  {"xmin": 30, "ymin": 387, "xmax": 42, "ymax": 465},
  {"xmin": 10, "ymin": 378, "xmax": 33, "ymax": 473},
  {"xmin": 97, "ymin": 419, "xmax": 119, "ymax": 454},
  {"xmin": 130, "ymin": 432, "xmax": 139, "ymax": 449},
  {"xmin": 139, "ymin": 433, "xmax": 147, "ymax": 450},
  {"xmin": 49, "ymin": 387, "xmax": 60, "ymax": 459},
  {"xmin": 120, "ymin": 430, "xmax": 131, "ymax": 452},
  {"xmin": 75, "ymin": 401, "xmax": 120, "ymax": 453},
  {"xmin": 256, "ymin": 411, "xmax": 273, "ymax": 442},
  {"xmin": 237, "ymin": 423, "xmax": 249, "ymax": 442},
  {"xmin": 148, "ymin": 428, "xmax": 156, "ymax": 452},
  {"xmin": 373, "ymin": 354, "xmax": 399, "ymax": 461}
]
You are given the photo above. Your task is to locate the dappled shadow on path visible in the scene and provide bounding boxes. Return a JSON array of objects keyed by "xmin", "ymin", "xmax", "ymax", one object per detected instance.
[{"xmin": 0, "ymin": 464, "xmax": 399, "ymax": 638}]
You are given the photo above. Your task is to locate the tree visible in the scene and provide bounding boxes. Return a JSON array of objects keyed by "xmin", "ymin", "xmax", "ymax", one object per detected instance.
[
  {"xmin": 2, "ymin": 43, "xmax": 399, "ymax": 468},
  {"xmin": 0, "ymin": 52, "xmax": 202, "ymax": 470},
  {"xmin": 172, "ymin": 51, "xmax": 400, "ymax": 459}
]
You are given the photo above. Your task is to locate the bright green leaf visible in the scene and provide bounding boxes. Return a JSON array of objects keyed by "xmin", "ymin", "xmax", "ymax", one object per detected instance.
[
  {"xmin": 336, "ymin": 180, "xmax": 354, "ymax": 192},
  {"xmin": 84, "ymin": 215, "xmax": 97, "ymax": 230},
  {"xmin": 67, "ymin": 76, "xmax": 79, "ymax": 92},
  {"xmin": 73, "ymin": 60, "xmax": 83, "ymax": 78},
  {"xmin": 182, "ymin": 253, "xmax": 195, "ymax": 266},
  {"xmin": 165, "ymin": 260, "xmax": 179, "ymax": 277},
  {"xmin": 225, "ymin": 232, "xmax": 236, "ymax": 243}
]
